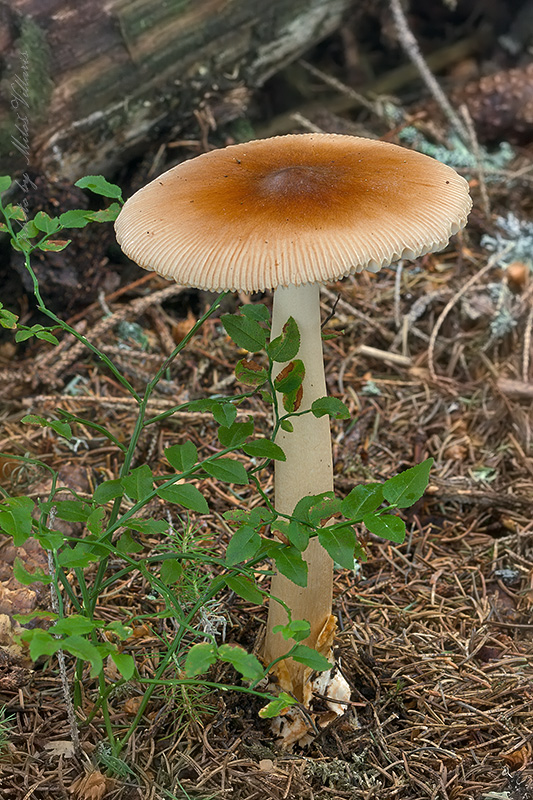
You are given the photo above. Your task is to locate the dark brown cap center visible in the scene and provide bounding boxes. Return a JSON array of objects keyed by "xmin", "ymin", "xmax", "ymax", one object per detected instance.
[{"xmin": 259, "ymin": 165, "xmax": 334, "ymax": 200}]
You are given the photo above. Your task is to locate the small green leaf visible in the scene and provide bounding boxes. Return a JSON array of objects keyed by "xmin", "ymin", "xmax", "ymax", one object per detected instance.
[
  {"xmin": 272, "ymin": 619, "xmax": 310, "ymax": 642},
  {"xmin": 311, "ymin": 397, "xmax": 350, "ymax": 420},
  {"xmin": 281, "ymin": 388, "xmax": 302, "ymax": 414},
  {"xmin": 160, "ymin": 559, "xmax": 183, "ymax": 584},
  {"xmin": 222, "ymin": 314, "xmax": 267, "ymax": 352},
  {"xmin": 123, "ymin": 518, "xmax": 168, "ymax": 535},
  {"xmin": 33, "ymin": 211, "xmax": 60, "ymax": 234},
  {"xmin": 121, "ymin": 464, "xmax": 154, "ymax": 501},
  {"xmin": 35, "ymin": 330, "xmax": 59, "ymax": 345},
  {"xmin": 22, "ymin": 628, "xmax": 60, "ymax": 660},
  {"xmin": 290, "ymin": 644, "xmax": 331, "ymax": 672},
  {"xmin": 94, "ymin": 479, "xmax": 124, "ymax": 504},
  {"xmin": 0, "ymin": 176, "xmax": 12, "ymax": 192},
  {"xmin": 85, "ymin": 203, "xmax": 121, "ymax": 222},
  {"xmin": 235, "ymin": 359, "xmax": 268, "ymax": 387},
  {"xmin": 218, "ymin": 418, "xmax": 254, "ymax": 448},
  {"xmin": 211, "ymin": 402, "xmax": 237, "ymax": 427},
  {"xmin": 271, "ymin": 544, "xmax": 308, "ymax": 587},
  {"xmin": 57, "ymin": 543, "xmax": 100, "ymax": 568},
  {"xmin": 225, "ymin": 575, "xmax": 263, "ymax": 604},
  {"xmin": 21, "ymin": 414, "xmax": 71, "ymax": 439},
  {"xmin": 280, "ymin": 420, "xmax": 293, "ymax": 433},
  {"xmin": 37, "ymin": 239, "xmax": 71, "ymax": 252},
  {"xmin": 0, "ymin": 497, "xmax": 34, "ymax": 545},
  {"xmin": 106, "ymin": 621, "xmax": 132, "ymax": 640},
  {"xmin": 259, "ymin": 692, "xmax": 298, "ymax": 718},
  {"xmin": 218, "ymin": 644, "xmax": 264, "ymax": 681},
  {"xmin": 341, "ymin": 483, "xmax": 384, "ymax": 520},
  {"xmin": 36, "ymin": 529, "xmax": 65, "ymax": 550},
  {"xmin": 3, "ymin": 204, "xmax": 25, "ymax": 221},
  {"xmin": 184, "ymin": 642, "xmax": 217, "ymax": 676},
  {"xmin": 224, "ymin": 507, "xmax": 273, "ymax": 526},
  {"xmin": 308, "ymin": 495, "xmax": 341, "ymax": 526},
  {"xmin": 250, "ymin": 507, "xmax": 275, "ymax": 526},
  {"xmin": 157, "ymin": 483, "xmax": 209, "ymax": 514},
  {"xmin": 62, "ymin": 635, "xmax": 103, "ymax": 677},
  {"xmin": 223, "ymin": 508, "xmax": 251, "ymax": 525},
  {"xmin": 203, "ymin": 458, "xmax": 248, "ymax": 485},
  {"xmin": 75, "ymin": 175, "xmax": 123, "ymax": 199},
  {"xmin": 51, "ymin": 500, "xmax": 92, "ymax": 523},
  {"xmin": 286, "ymin": 519, "xmax": 309, "ymax": 551},
  {"xmin": 18, "ymin": 219, "xmax": 38, "ymax": 239},
  {"xmin": 165, "ymin": 441, "xmax": 198, "ymax": 472},
  {"xmin": 260, "ymin": 389, "xmax": 274, "ymax": 405},
  {"xmin": 239, "ymin": 304, "xmax": 271, "ymax": 323},
  {"xmin": 13, "ymin": 556, "xmax": 52, "ymax": 585},
  {"xmin": 318, "ymin": 525, "xmax": 357, "ymax": 570},
  {"xmin": 49, "ymin": 419, "xmax": 72, "ymax": 438},
  {"xmin": 58, "ymin": 209, "xmax": 91, "ymax": 228},
  {"xmin": 14, "ymin": 329, "xmax": 34, "ymax": 342},
  {"xmin": 226, "ymin": 525, "xmax": 261, "ymax": 565},
  {"xmin": 273, "ymin": 360, "xmax": 305, "ymax": 394},
  {"xmin": 242, "ymin": 439, "xmax": 286, "ymax": 461},
  {"xmin": 13, "ymin": 610, "xmax": 57, "ymax": 625},
  {"xmin": 382, "ymin": 459, "xmax": 433, "ymax": 508},
  {"xmin": 187, "ymin": 399, "xmax": 237, "ymax": 427},
  {"xmin": 293, "ymin": 492, "xmax": 339, "ymax": 526},
  {"xmin": 86, "ymin": 507, "xmax": 105, "ymax": 536},
  {"xmin": 363, "ymin": 512, "xmax": 406, "ymax": 543},
  {"xmin": 49, "ymin": 615, "xmax": 97, "ymax": 636},
  {"xmin": 110, "ymin": 651, "xmax": 135, "ymax": 680},
  {"xmin": 115, "ymin": 532, "xmax": 144, "ymax": 554},
  {"xmin": 267, "ymin": 317, "xmax": 300, "ymax": 362},
  {"xmin": 0, "ymin": 305, "xmax": 18, "ymax": 329}
]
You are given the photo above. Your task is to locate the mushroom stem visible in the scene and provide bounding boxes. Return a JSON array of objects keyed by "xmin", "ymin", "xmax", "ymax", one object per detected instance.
[{"xmin": 264, "ymin": 283, "xmax": 334, "ymax": 693}]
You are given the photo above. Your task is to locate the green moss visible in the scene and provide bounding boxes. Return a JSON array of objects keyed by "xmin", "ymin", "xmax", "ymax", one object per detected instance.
[
  {"xmin": 0, "ymin": 16, "xmax": 54, "ymax": 163},
  {"xmin": 17, "ymin": 16, "xmax": 53, "ymax": 117}
]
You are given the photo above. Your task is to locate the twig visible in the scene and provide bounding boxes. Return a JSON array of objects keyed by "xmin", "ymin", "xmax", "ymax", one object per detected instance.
[
  {"xmin": 394, "ymin": 261, "xmax": 404, "ymax": 330},
  {"xmin": 357, "ymin": 344, "xmax": 412, "ymax": 367},
  {"xmin": 389, "ymin": 0, "xmax": 469, "ymax": 143},
  {"xmin": 522, "ymin": 302, "xmax": 533, "ymax": 382},
  {"xmin": 258, "ymin": 33, "xmax": 488, "ymax": 139},
  {"xmin": 46, "ymin": 283, "xmax": 186, "ymax": 383},
  {"xmin": 290, "ymin": 112, "xmax": 324, "ymax": 134},
  {"xmin": 298, "ymin": 58, "xmax": 383, "ymax": 118},
  {"xmin": 460, "ymin": 103, "xmax": 490, "ymax": 217},
  {"xmin": 428, "ymin": 248, "xmax": 511, "ymax": 381}
]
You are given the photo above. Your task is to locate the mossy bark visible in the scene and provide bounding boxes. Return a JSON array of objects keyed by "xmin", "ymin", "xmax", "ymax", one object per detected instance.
[{"xmin": 0, "ymin": 0, "xmax": 353, "ymax": 180}]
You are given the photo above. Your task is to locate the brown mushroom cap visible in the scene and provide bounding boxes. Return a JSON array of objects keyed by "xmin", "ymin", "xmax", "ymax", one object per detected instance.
[{"xmin": 115, "ymin": 133, "xmax": 471, "ymax": 292}]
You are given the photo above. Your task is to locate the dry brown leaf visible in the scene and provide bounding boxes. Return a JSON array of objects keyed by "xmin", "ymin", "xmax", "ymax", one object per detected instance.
[
  {"xmin": 129, "ymin": 623, "xmax": 153, "ymax": 639},
  {"xmin": 44, "ymin": 740, "xmax": 76, "ymax": 758},
  {"xmin": 123, "ymin": 695, "xmax": 144, "ymax": 715},
  {"xmin": 172, "ymin": 309, "xmax": 197, "ymax": 343},
  {"xmin": 315, "ymin": 614, "xmax": 336, "ymax": 655},
  {"xmin": 70, "ymin": 770, "xmax": 110, "ymax": 800},
  {"xmin": 502, "ymin": 742, "xmax": 533, "ymax": 769},
  {"xmin": 0, "ymin": 614, "xmax": 30, "ymax": 664}
]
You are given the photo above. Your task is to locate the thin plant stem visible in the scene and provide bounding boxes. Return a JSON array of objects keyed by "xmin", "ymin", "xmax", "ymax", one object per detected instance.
[
  {"xmin": 22, "ymin": 253, "xmax": 141, "ymax": 400},
  {"xmin": 47, "ymin": 543, "xmax": 81, "ymax": 755}
]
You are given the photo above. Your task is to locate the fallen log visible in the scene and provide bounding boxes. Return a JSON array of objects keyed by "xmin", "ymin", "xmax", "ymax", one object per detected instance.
[{"xmin": 1, "ymin": 0, "xmax": 353, "ymax": 180}]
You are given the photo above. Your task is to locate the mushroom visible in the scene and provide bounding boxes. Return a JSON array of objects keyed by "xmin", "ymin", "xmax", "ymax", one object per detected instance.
[{"xmin": 114, "ymin": 133, "xmax": 471, "ymax": 697}]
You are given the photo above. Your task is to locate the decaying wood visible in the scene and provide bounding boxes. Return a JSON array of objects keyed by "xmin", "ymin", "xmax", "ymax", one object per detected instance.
[{"xmin": 0, "ymin": 0, "xmax": 354, "ymax": 180}]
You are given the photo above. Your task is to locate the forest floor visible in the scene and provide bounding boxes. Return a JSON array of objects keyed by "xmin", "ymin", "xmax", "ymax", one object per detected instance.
[{"xmin": 1, "ymin": 1, "xmax": 533, "ymax": 799}]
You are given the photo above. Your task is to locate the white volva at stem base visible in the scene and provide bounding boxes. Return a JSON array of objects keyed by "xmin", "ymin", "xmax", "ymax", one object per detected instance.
[{"xmin": 263, "ymin": 283, "xmax": 334, "ymax": 694}]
